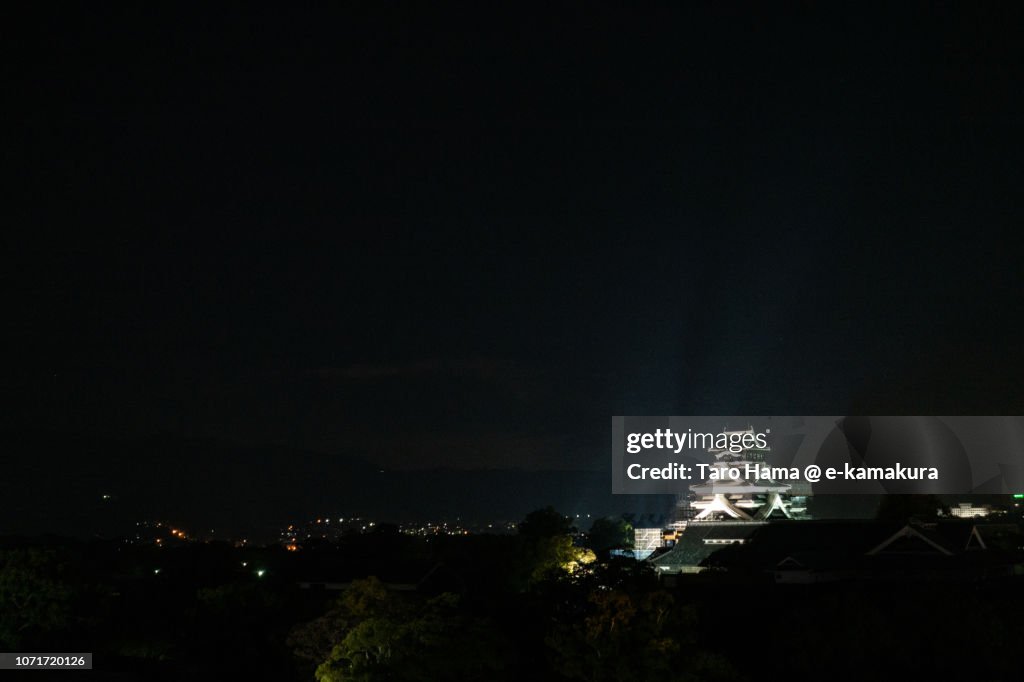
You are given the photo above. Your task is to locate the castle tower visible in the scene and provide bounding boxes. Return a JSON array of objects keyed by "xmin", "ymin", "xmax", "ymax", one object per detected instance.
[{"xmin": 684, "ymin": 427, "xmax": 809, "ymax": 522}]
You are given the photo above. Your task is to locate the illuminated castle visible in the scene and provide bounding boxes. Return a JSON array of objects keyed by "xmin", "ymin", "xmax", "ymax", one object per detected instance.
[
  {"xmin": 682, "ymin": 427, "xmax": 809, "ymax": 522},
  {"xmin": 632, "ymin": 428, "xmax": 811, "ymax": 561}
]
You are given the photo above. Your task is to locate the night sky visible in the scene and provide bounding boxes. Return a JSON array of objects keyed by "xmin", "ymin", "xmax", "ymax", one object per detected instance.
[{"xmin": 5, "ymin": 2, "xmax": 1023, "ymax": 505}]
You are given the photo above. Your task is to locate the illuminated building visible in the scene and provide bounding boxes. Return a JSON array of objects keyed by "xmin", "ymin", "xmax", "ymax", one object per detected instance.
[
  {"xmin": 685, "ymin": 428, "xmax": 809, "ymax": 521},
  {"xmin": 632, "ymin": 527, "xmax": 664, "ymax": 560},
  {"xmin": 947, "ymin": 502, "xmax": 992, "ymax": 518},
  {"xmin": 634, "ymin": 429, "xmax": 811, "ymax": 562}
]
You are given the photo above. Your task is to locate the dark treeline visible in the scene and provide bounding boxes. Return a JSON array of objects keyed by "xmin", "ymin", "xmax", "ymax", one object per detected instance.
[{"xmin": 1, "ymin": 508, "xmax": 1021, "ymax": 681}]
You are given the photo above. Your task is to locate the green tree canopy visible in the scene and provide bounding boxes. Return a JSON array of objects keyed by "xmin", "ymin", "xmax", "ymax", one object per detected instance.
[
  {"xmin": 518, "ymin": 506, "xmax": 573, "ymax": 538},
  {"xmin": 0, "ymin": 549, "xmax": 74, "ymax": 649},
  {"xmin": 586, "ymin": 517, "xmax": 634, "ymax": 557},
  {"xmin": 291, "ymin": 577, "xmax": 513, "ymax": 681}
]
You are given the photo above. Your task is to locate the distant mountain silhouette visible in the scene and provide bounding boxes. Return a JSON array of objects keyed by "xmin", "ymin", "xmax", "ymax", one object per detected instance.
[{"xmin": 0, "ymin": 431, "xmax": 671, "ymax": 540}]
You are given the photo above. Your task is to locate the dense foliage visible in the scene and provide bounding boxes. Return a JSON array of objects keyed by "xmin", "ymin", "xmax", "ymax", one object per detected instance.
[{"xmin": 1, "ymin": 509, "xmax": 1022, "ymax": 681}]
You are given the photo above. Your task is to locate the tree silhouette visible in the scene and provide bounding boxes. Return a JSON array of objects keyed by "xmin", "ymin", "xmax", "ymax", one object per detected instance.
[
  {"xmin": 875, "ymin": 494, "xmax": 948, "ymax": 522},
  {"xmin": 586, "ymin": 517, "xmax": 633, "ymax": 559},
  {"xmin": 310, "ymin": 586, "xmax": 513, "ymax": 682},
  {"xmin": 0, "ymin": 549, "xmax": 74, "ymax": 649}
]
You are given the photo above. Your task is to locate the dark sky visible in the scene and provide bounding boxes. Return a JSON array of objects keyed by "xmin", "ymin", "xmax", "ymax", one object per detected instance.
[{"xmin": 6, "ymin": 3, "xmax": 1023, "ymax": 472}]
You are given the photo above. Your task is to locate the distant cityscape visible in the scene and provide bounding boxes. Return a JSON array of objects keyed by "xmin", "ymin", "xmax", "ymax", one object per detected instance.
[{"xmin": 122, "ymin": 514, "xmax": 610, "ymax": 548}]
